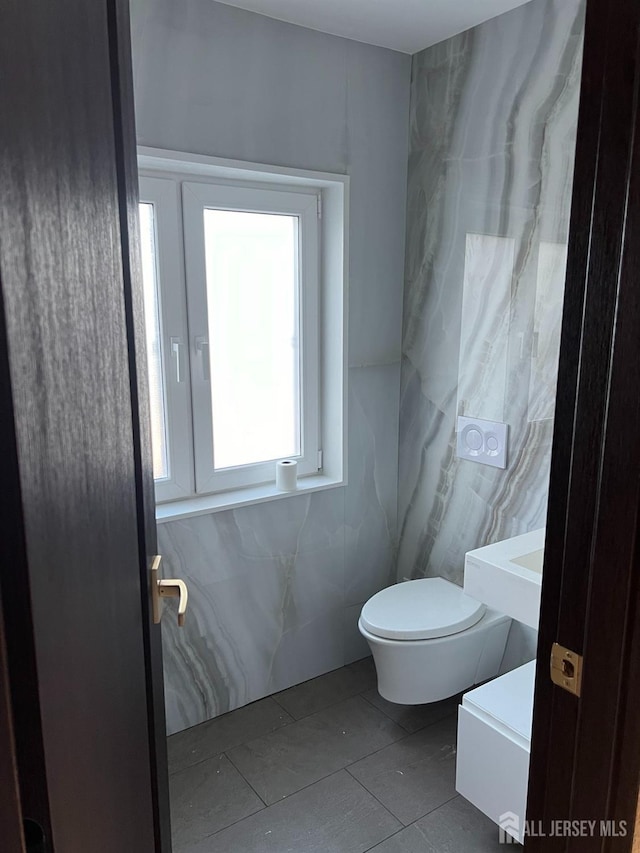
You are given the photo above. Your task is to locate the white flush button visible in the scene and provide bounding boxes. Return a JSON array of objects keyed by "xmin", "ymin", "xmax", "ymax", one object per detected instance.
[
  {"xmin": 465, "ymin": 428, "xmax": 483, "ymax": 451},
  {"xmin": 456, "ymin": 416, "xmax": 508, "ymax": 469}
]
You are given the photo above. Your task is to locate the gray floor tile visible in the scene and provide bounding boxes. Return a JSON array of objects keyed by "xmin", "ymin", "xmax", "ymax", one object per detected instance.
[
  {"xmin": 367, "ymin": 824, "xmax": 439, "ymax": 853},
  {"xmin": 369, "ymin": 796, "xmax": 517, "ymax": 852},
  {"xmin": 273, "ymin": 656, "xmax": 377, "ymax": 720},
  {"xmin": 170, "ymin": 753, "xmax": 264, "ymax": 849},
  {"xmin": 180, "ymin": 770, "xmax": 402, "ymax": 853},
  {"xmin": 347, "ymin": 655, "xmax": 378, "ymax": 683},
  {"xmin": 348, "ymin": 715, "xmax": 458, "ymax": 825},
  {"xmin": 363, "ymin": 689, "xmax": 460, "ymax": 733},
  {"xmin": 168, "ymin": 697, "xmax": 293, "ymax": 774},
  {"xmin": 227, "ymin": 695, "xmax": 405, "ymax": 804}
]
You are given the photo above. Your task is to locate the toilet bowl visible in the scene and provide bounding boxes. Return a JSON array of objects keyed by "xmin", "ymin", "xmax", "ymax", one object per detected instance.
[{"xmin": 358, "ymin": 577, "xmax": 511, "ymax": 705}]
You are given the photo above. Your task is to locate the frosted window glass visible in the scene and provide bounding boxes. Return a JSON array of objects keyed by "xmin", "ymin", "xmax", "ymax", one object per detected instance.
[
  {"xmin": 139, "ymin": 203, "xmax": 169, "ymax": 480},
  {"xmin": 203, "ymin": 209, "xmax": 300, "ymax": 470}
]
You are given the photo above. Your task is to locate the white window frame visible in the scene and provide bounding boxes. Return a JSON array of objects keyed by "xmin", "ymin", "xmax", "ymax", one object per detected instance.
[
  {"xmin": 138, "ymin": 147, "xmax": 349, "ymax": 521},
  {"xmin": 182, "ymin": 181, "xmax": 320, "ymax": 493},
  {"xmin": 138, "ymin": 176, "xmax": 194, "ymax": 502}
]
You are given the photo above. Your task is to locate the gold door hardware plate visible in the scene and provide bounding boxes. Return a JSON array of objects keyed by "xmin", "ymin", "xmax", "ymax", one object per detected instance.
[
  {"xmin": 150, "ymin": 555, "xmax": 189, "ymax": 627},
  {"xmin": 550, "ymin": 642, "xmax": 583, "ymax": 697}
]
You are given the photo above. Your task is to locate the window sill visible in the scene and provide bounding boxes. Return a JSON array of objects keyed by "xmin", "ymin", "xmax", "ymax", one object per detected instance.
[{"xmin": 155, "ymin": 474, "xmax": 345, "ymax": 523}]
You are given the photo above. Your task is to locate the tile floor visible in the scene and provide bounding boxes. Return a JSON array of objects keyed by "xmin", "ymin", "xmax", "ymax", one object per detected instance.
[{"xmin": 168, "ymin": 657, "xmax": 513, "ymax": 852}]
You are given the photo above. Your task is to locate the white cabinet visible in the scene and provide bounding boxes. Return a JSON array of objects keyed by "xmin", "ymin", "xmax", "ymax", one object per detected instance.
[{"xmin": 456, "ymin": 661, "xmax": 536, "ymax": 844}]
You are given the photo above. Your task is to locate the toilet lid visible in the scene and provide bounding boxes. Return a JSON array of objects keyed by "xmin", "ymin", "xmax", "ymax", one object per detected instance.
[{"xmin": 360, "ymin": 578, "xmax": 486, "ymax": 641}]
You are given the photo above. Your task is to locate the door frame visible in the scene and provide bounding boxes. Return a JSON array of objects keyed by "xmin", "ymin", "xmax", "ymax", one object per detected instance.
[
  {"xmin": 107, "ymin": 1, "xmax": 172, "ymax": 849},
  {"xmin": 527, "ymin": 0, "xmax": 640, "ymax": 848}
]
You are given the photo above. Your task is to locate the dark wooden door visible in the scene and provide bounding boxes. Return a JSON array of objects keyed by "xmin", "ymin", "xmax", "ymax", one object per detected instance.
[
  {"xmin": 527, "ymin": 0, "xmax": 640, "ymax": 849},
  {"xmin": 0, "ymin": 583, "xmax": 24, "ymax": 853},
  {"xmin": 0, "ymin": 0, "xmax": 169, "ymax": 850}
]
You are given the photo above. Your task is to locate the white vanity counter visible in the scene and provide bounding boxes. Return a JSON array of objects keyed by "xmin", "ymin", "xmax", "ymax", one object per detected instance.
[{"xmin": 464, "ymin": 528, "xmax": 544, "ymax": 629}]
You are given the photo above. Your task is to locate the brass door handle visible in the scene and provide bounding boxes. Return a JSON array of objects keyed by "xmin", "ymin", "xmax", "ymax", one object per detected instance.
[{"xmin": 150, "ymin": 555, "xmax": 188, "ymax": 627}]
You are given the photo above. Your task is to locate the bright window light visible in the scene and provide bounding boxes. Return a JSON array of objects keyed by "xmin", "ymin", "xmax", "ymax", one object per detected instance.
[
  {"xmin": 139, "ymin": 202, "xmax": 169, "ymax": 481},
  {"xmin": 203, "ymin": 209, "xmax": 300, "ymax": 469}
]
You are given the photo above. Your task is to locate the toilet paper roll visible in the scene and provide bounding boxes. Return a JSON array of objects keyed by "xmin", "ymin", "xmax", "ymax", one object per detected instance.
[{"xmin": 276, "ymin": 459, "xmax": 298, "ymax": 491}]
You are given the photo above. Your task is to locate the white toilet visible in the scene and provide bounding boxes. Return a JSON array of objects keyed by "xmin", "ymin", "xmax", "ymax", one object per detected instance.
[{"xmin": 358, "ymin": 577, "xmax": 511, "ymax": 705}]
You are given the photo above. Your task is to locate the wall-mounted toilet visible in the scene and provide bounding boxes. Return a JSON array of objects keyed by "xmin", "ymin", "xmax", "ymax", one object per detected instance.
[{"xmin": 358, "ymin": 577, "xmax": 511, "ymax": 705}]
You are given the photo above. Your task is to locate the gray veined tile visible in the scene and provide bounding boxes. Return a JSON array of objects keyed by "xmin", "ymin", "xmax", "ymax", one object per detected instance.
[
  {"xmin": 263, "ymin": 545, "xmax": 346, "ymax": 697},
  {"xmin": 160, "ymin": 510, "xmax": 345, "ymax": 734},
  {"xmin": 367, "ymin": 824, "xmax": 436, "ymax": 853},
  {"xmin": 227, "ymin": 695, "xmax": 405, "ymax": 804},
  {"xmin": 168, "ymin": 697, "xmax": 294, "ymax": 775},
  {"xmin": 273, "ymin": 656, "xmax": 376, "ymax": 719},
  {"xmin": 362, "ymin": 689, "xmax": 460, "ymax": 733},
  {"xmin": 344, "ymin": 604, "xmax": 373, "ymax": 664},
  {"xmin": 369, "ymin": 796, "xmax": 514, "ymax": 852},
  {"xmin": 180, "ymin": 770, "xmax": 402, "ymax": 853},
  {"xmin": 345, "ymin": 364, "xmax": 400, "ymax": 607},
  {"xmin": 397, "ymin": 0, "xmax": 584, "ymax": 591},
  {"xmin": 348, "ymin": 715, "xmax": 458, "ymax": 825},
  {"xmin": 170, "ymin": 754, "xmax": 264, "ymax": 850},
  {"xmin": 264, "ymin": 604, "xmax": 346, "ymax": 699}
]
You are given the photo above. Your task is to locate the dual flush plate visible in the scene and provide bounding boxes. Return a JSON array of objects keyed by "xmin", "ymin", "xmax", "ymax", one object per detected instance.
[{"xmin": 456, "ymin": 416, "xmax": 508, "ymax": 469}]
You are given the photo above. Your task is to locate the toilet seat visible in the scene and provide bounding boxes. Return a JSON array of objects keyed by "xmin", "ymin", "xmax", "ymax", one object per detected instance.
[{"xmin": 360, "ymin": 577, "xmax": 486, "ymax": 641}]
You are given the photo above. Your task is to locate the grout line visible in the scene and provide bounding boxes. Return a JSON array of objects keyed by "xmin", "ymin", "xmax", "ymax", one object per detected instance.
[
  {"xmin": 358, "ymin": 690, "xmax": 408, "ymax": 727},
  {"xmin": 269, "ymin": 692, "xmax": 294, "ymax": 718},
  {"xmin": 170, "ymin": 663, "xmax": 376, "ymax": 762},
  {"xmin": 182, "ymin": 769, "xmax": 339, "ymax": 843},
  {"xmin": 416, "ymin": 792, "xmax": 460, "ymax": 821},
  {"xmin": 167, "ymin": 713, "xmax": 297, "ymax": 777},
  {"xmin": 363, "ymin": 825, "xmax": 406, "ymax": 852},
  {"xmin": 344, "ymin": 768, "xmax": 409, "ymax": 822},
  {"xmin": 346, "ymin": 765, "xmax": 460, "ymax": 832},
  {"xmin": 180, "ymin": 787, "xmax": 462, "ymax": 853},
  {"xmin": 359, "ymin": 690, "xmax": 460, "ymax": 735},
  {"xmin": 168, "ymin": 749, "xmax": 272, "ymax": 793},
  {"xmin": 344, "ymin": 729, "xmax": 413, "ymax": 769},
  {"xmin": 261, "ymin": 684, "xmax": 381, "ymax": 725},
  {"xmin": 224, "ymin": 750, "xmax": 270, "ymax": 808},
  {"xmin": 169, "ymin": 696, "xmax": 459, "ymax": 848},
  {"xmin": 172, "ymin": 759, "xmax": 460, "ymax": 851},
  {"xmin": 169, "ymin": 693, "xmax": 457, "ymax": 781},
  {"xmin": 360, "ymin": 801, "xmax": 462, "ymax": 853},
  {"xmin": 215, "ymin": 736, "xmax": 415, "ymax": 822},
  {"xmin": 278, "ymin": 692, "xmax": 373, "ymax": 723},
  {"xmin": 171, "ymin": 709, "xmax": 457, "ymax": 809},
  {"xmin": 340, "ymin": 773, "xmax": 408, "ymax": 838},
  {"xmin": 169, "ymin": 759, "xmax": 269, "ymax": 848},
  {"xmin": 174, "ymin": 794, "xmax": 267, "ymax": 848},
  {"xmin": 181, "ymin": 767, "xmax": 402, "ymax": 848},
  {"xmin": 268, "ymin": 669, "xmax": 378, "ymax": 723},
  {"xmin": 338, "ymin": 708, "xmax": 461, "ymax": 775},
  {"xmin": 169, "ymin": 751, "xmax": 233, "ymax": 778},
  {"xmin": 224, "ymin": 763, "xmax": 369, "ymax": 811}
]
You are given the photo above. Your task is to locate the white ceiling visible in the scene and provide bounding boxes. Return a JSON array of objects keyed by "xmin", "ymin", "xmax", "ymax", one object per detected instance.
[{"xmin": 214, "ymin": 0, "xmax": 533, "ymax": 54}]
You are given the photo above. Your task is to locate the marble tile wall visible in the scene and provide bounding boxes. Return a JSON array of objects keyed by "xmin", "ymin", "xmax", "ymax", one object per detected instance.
[
  {"xmin": 132, "ymin": 0, "xmax": 410, "ymax": 733},
  {"xmin": 398, "ymin": 0, "xmax": 585, "ymax": 666}
]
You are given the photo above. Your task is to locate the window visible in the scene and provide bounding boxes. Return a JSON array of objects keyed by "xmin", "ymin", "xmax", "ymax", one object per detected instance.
[{"xmin": 137, "ymin": 152, "xmax": 347, "ymax": 510}]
